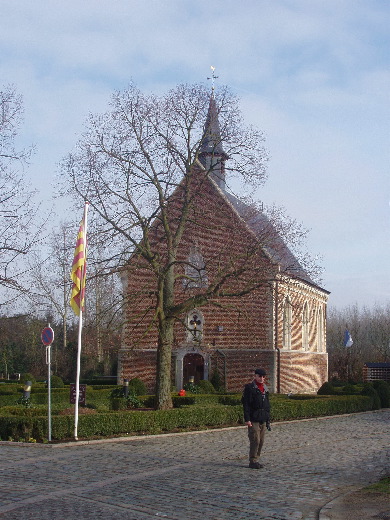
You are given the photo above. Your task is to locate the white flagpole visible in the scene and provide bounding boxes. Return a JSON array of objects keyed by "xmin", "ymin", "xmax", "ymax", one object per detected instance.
[{"xmin": 74, "ymin": 202, "xmax": 89, "ymax": 441}]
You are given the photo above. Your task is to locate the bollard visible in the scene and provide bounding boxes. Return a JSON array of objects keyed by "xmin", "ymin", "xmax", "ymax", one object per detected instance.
[
  {"xmin": 23, "ymin": 381, "xmax": 32, "ymax": 399},
  {"xmin": 123, "ymin": 378, "xmax": 129, "ymax": 398}
]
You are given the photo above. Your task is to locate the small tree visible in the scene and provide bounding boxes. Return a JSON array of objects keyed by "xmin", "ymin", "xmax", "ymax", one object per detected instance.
[
  {"xmin": 327, "ymin": 303, "xmax": 390, "ymax": 382},
  {"xmin": 0, "ymin": 85, "xmax": 44, "ymax": 306}
]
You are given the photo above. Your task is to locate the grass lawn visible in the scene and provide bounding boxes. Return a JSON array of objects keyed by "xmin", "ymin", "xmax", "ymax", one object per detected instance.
[{"xmin": 364, "ymin": 476, "xmax": 390, "ymax": 494}]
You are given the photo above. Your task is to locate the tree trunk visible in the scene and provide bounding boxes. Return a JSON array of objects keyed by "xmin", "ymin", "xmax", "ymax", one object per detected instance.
[
  {"xmin": 155, "ymin": 262, "xmax": 175, "ymax": 410},
  {"xmin": 155, "ymin": 318, "xmax": 174, "ymax": 409}
]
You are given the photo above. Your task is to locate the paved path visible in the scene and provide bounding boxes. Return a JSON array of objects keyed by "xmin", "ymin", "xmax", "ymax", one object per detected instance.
[{"xmin": 0, "ymin": 410, "xmax": 389, "ymax": 520}]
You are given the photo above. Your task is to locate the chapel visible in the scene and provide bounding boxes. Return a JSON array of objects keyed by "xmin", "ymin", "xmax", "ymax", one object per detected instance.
[{"xmin": 117, "ymin": 90, "xmax": 329, "ymax": 394}]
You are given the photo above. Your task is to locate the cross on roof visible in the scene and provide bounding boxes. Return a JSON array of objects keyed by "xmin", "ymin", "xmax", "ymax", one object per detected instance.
[{"xmin": 207, "ymin": 66, "xmax": 219, "ymax": 93}]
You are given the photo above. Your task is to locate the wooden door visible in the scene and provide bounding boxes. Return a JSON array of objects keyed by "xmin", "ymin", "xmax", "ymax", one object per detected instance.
[{"xmin": 183, "ymin": 353, "xmax": 204, "ymax": 385}]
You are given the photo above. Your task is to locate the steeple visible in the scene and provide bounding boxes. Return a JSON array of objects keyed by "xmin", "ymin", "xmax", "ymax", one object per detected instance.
[{"xmin": 199, "ymin": 90, "xmax": 229, "ymax": 191}]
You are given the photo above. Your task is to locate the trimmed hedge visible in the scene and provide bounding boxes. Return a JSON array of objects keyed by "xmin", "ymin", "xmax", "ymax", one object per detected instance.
[
  {"xmin": 271, "ymin": 395, "xmax": 373, "ymax": 420},
  {"xmin": 0, "ymin": 387, "xmax": 118, "ymax": 408},
  {"xmin": 372, "ymin": 380, "xmax": 390, "ymax": 408},
  {"xmin": 0, "ymin": 394, "xmax": 374, "ymax": 443},
  {"xmin": 361, "ymin": 384, "xmax": 381, "ymax": 410},
  {"xmin": 0, "ymin": 386, "xmax": 18, "ymax": 396},
  {"xmin": 0, "ymin": 405, "xmax": 243, "ymax": 442}
]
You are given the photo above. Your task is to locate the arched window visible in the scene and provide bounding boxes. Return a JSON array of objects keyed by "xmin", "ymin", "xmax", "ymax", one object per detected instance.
[
  {"xmin": 183, "ymin": 244, "xmax": 208, "ymax": 289},
  {"xmin": 317, "ymin": 306, "xmax": 324, "ymax": 352},
  {"xmin": 302, "ymin": 301, "xmax": 309, "ymax": 351},
  {"xmin": 283, "ymin": 298, "xmax": 292, "ymax": 349}
]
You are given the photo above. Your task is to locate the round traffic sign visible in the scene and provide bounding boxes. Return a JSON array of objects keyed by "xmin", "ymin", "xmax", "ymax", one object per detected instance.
[{"xmin": 41, "ymin": 326, "xmax": 54, "ymax": 346}]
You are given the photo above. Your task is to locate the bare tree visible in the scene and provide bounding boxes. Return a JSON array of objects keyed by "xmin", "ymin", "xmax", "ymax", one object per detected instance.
[
  {"xmin": 0, "ymin": 313, "xmax": 46, "ymax": 379},
  {"xmin": 59, "ymin": 83, "xmax": 319, "ymax": 408},
  {"xmin": 28, "ymin": 222, "xmax": 76, "ymax": 349},
  {"xmin": 327, "ymin": 303, "xmax": 390, "ymax": 381},
  {"xmin": 366, "ymin": 304, "xmax": 390, "ymax": 361},
  {"xmin": 27, "ymin": 220, "xmax": 123, "ymax": 378},
  {"xmin": 0, "ymin": 85, "xmax": 43, "ymax": 306}
]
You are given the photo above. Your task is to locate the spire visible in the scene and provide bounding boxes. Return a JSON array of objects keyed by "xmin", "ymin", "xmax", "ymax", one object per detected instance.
[{"xmin": 199, "ymin": 73, "xmax": 229, "ymax": 191}]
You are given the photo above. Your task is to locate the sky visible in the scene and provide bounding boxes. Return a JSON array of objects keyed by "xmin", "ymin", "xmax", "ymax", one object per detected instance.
[{"xmin": 1, "ymin": 0, "xmax": 389, "ymax": 310}]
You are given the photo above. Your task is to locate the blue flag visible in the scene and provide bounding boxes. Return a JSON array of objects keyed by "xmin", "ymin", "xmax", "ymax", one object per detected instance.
[{"xmin": 344, "ymin": 329, "xmax": 353, "ymax": 348}]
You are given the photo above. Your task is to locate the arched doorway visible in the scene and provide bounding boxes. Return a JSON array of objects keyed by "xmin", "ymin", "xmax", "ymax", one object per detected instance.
[{"xmin": 183, "ymin": 353, "xmax": 204, "ymax": 385}]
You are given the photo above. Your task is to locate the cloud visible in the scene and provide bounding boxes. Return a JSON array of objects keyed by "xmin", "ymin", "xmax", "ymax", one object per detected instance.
[{"xmin": 1, "ymin": 0, "xmax": 389, "ymax": 308}]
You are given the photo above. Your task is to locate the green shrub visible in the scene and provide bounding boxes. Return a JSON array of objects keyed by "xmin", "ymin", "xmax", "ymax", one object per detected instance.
[
  {"xmin": 330, "ymin": 378, "xmax": 345, "ymax": 387},
  {"xmin": 342, "ymin": 384, "xmax": 358, "ymax": 395},
  {"xmin": 172, "ymin": 396, "xmax": 196, "ymax": 407},
  {"xmin": 80, "ymin": 377, "xmax": 117, "ymax": 386},
  {"xmin": 210, "ymin": 370, "xmax": 224, "ymax": 392},
  {"xmin": 109, "ymin": 388, "xmax": 144, "ymax": 410},
  {"xmin": 183, "ymin": 383, "xmax": 200, "ymax": 393},
  {"xmin": 91, "ymin": 385, "xmax": 118, "ymax": 390},
  {"xmin": 30, "ymin": 385, "xmax": 110, "ymax": 407},
  {"xmin": 287, "ymin": 394, "xmax": 319, "ymax": 400},
  {"xmin": 271, "ymin": 394, "xmax": 372, "ymax": 420},
  {"xmin": 317, "ymin": 382, "xmax": 335, "ymax": 395},
  {"xmin": 141, "ymin": 395, "xmax": 156, "ymax": 408},
  {"xmin": 110, "ymin": 380, "xmax": 147, "ymax": 398},
  {"xmin": 50, "ymin": 376, "xmax": 64, "ymax": 388},
  {"xmin": 0, "ymin": 393, "xmax": 374, "ymax": 443},
  {"xmin": 372, "ymin": 380, "xmax": 390, "ymax": 408},
  {"xmin": 173, "ymin": 394, "xmax": 220, "ymax": 406},
  {"xmin": 110, "ymin": 398, "xmax": 127, "ymax": 411},
  {"xmin": 361, "ymin": 383, "xmax": 381, "ymax": 410},
  {"xmin": 16, "ymin": 396, "xmax": 32, "ymax": 408},
  {"xmin": 0, "ymin": 404, "xmax": 244, "ymax": 442},
  {"xmin": 218, "ymin": 395, "xmax": 242, "ymax": 405},
  {"xmin": 0, "ymin": 406, "xmax": 49, "ymax": 417},
  {"xmin": 110, "ymin": 387, "xmax": 126, "ymax": 399},
  {"xmin": 21, "ymin": 373, "xmax": 36, "ymax": 384},
  {"xmin": 0, "ymin": 386, "xmax": 17, "ymax": 396},
  {"xmin": 128, "ymin": 378, "xmax": 147, "ymax": 396},
  {"xmin": 0, "ymin": 394, "xmax": 22, "ymax": 407},
  {"xmin": 197, "ymin": 380, "xmax": 216, "ymax": 394}
]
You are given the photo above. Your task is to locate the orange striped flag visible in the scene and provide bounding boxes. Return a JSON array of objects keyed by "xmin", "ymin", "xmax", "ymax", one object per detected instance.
[{"xmin": 70, "ymin": 218, "xmax": 87, "ymax": 316}]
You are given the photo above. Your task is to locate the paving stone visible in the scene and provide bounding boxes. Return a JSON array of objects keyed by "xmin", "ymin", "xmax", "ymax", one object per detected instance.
[{"xmin": 0, "ymin": 410, "xmax": 388, "ymax": 520}]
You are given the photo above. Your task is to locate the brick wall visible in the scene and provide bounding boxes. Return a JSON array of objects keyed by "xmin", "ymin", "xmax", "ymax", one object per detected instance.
[
  {"xmin": 279, "ymin": 351, "xmax": 328, "ymax": 394},
  {"xmin": 119, "ymin": 172, "xmax": 328, "ymax": 394},
  {"xmin": 209, "ymin": 349, "xmax": 277, "ymax": 392},
  {"xmin": 118, "ymin": 349, "xmax": 158, "ymax": 392}
]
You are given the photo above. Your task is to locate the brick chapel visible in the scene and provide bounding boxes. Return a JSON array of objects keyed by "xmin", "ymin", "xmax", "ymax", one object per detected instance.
[{"xmin": 118, "ymin": 92, "xmax": 329, "ymax": 394}]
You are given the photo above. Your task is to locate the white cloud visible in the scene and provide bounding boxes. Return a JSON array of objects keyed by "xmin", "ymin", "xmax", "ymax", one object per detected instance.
[{"xmin": 1, "ymin": 0, "xmax": 389, "ymax": 308}]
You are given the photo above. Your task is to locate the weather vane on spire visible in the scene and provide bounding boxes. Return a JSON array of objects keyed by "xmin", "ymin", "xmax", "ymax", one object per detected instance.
[{"xmin": 207, "ymin": 66, "xmax": 218, "ymax": 93}]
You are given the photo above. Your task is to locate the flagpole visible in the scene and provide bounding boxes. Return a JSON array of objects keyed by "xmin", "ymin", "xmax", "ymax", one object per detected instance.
[{"xmin": 74, "ymin": 202, "xmax": 89, "ymax": 441}]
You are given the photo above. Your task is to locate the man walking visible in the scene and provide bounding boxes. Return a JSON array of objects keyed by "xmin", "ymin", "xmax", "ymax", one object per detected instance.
[{"xmin": 242, "ymin": 368, "xmax": 271, "ymax": 469}]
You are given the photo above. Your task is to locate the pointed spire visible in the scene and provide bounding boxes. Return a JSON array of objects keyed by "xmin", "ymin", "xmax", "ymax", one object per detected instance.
[
  {"xmin": 199, "ymin": 88, "xmax": 229, "ymax": 191},
  {"xmin": 200, "ymin": 95, "xmax": 226, "ymax": 156}
]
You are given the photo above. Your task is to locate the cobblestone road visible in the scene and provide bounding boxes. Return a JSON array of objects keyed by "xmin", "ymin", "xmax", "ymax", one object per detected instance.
[{"xmin": 0, "ymin": 410, "xmax": 389, "ymax": 520}]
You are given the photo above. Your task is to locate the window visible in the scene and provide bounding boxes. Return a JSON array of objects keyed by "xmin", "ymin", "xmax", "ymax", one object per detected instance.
[
  {"xmin": 183, "ymin": 244, "xmax": 208, "ymax": 289},
  {"xmin": 302, "ymin": 302, "xmax": 309, "ymax": 351},
  {"xmin": 283, "ymin": 298, "xmax": 292, "ymax": 349},
  {"xmin": 317, "ymin": 307, "xmax": 324, "ymax": 352}
]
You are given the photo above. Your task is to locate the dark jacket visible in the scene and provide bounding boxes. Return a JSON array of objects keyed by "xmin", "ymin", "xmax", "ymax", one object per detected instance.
[{"xmin": 242, "ymin": 381, "xmax": 271, "ymax": 424}]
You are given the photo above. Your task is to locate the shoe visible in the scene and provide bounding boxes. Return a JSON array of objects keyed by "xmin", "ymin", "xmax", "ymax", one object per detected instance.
[{"xmin": 248, "ymin": 462, "xmax": 263, "ymax": 469}]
